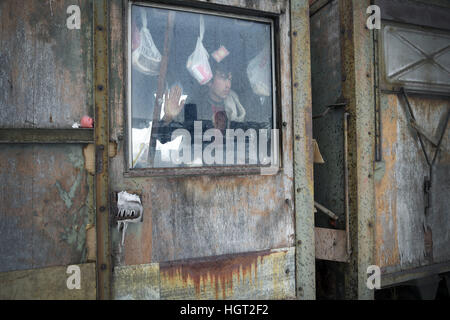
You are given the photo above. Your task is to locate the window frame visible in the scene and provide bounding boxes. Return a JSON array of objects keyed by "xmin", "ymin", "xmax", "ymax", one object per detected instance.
[{"xmin": 124, "ymin": 1, "xmax": 282, "ymax": 177}]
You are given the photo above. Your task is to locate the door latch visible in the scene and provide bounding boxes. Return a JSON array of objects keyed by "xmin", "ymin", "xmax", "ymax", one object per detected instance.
[{"xmin": 115, "ymin": 191, "xmax": 143, "ymax": 246}]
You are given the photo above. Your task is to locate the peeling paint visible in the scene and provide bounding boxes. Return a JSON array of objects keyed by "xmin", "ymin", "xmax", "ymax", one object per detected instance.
[{"xmin": 55, "ymin": 171, "xmax": 82, "ymax": 209}]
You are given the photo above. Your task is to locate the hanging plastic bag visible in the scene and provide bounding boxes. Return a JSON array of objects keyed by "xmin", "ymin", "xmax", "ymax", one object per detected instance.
[
  {"xmin": 186, "ymin": 15, "xmax": 213, "ymax": 85},
  {"xmin": 132, "ymin": 9, "xmax": 162, "ymax": 76},
  {"xmin": 224, "ymin": 90, "xmax": 246, "ymax": 122},
  {"xmin": 247, "ymin": 46, "xmax": 271, "ymax": 97}
]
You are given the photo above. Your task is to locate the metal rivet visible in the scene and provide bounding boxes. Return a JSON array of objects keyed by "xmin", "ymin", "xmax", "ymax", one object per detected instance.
[
  {"xmin": 293, "ymin": 31, "xmax": 297, "ymax": 36},
  {"xmin": 295, "ymin": 135, "xmax": 300, "ymax": 140},
  {"xmin": 97, "ymin": 85, "xmax": 104, "ymax": 91}
]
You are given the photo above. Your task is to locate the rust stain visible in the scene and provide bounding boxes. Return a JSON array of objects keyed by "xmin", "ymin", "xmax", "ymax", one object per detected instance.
[
  {"xmin": 85, "ymin": 224, "xmax": 96, "ymax": 262},
  {"xmin": 375, "ymin": 94, "xmax": 400, "ymax": 268},
  {"xmin": 160, "ymin": 250, "xmax": 271, "ymax": 299},
  {"xmin": 83, "ymin": 144, "xmax": 95, "ymax": 175}
]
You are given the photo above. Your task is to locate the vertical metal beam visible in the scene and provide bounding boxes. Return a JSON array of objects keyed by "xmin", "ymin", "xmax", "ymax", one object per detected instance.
[
  {"xmin": 339, "ymin": 0, "xmax": 375, "ymax": 300},
  {"xmin": 291, "ymin": 0, "xmax": 316, "ymax": 300},
  {"xmin": 94, "ymin": 0, "xmax": 111, "ymax": 300}
]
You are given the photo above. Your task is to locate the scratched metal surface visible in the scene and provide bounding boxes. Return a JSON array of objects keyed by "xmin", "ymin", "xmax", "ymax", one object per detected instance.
[
  {"xmin": 109, "ymin": 0, "xmax": 295, "ymax": 267},
  {"xmin": 0, "ymin": 144, "xmax": 95, "ymax": 273},
  {"xmin": 0, "ymin": 0, "xmax": 93, "ymax": 129},
  {"xmin": 113, "ymin": 263, "xmax": 160, "ymax": 300},
  {"xmin": 375, "ymin": 94, "xmax": 450, "ymax": 273},
  {"xmin": 0, "ymin": 263, "xmax": 96, "ymax": 300}
]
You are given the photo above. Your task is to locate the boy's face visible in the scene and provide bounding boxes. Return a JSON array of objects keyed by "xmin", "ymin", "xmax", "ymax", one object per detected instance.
[{"xmin": 208, "ymin": 70, "xmax": 232, "ymax": 102}]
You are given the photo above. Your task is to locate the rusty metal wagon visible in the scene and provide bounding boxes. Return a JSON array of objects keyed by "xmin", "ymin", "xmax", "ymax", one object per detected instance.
[{"xmin": 0, "ymin": 0, "xmax": 448, "ymax": 300}]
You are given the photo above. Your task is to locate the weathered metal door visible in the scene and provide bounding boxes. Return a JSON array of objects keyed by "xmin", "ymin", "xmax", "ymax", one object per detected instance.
[{"xmin": 106, "ymin": 0, "xmax": 314, "ymax": 300}]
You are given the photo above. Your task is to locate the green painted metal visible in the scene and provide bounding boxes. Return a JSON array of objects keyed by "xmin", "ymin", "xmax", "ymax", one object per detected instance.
[
  {"xmin": 291, "ymin": 0, "xmax": 316, "ymax": 300},
  {"xmin": 94, "ymin": 0, "xmax": 111, "ymax": 300}
]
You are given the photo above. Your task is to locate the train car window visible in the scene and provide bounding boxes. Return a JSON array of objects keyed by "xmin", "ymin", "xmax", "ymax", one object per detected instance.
[
  {"xmin": 381, "ymin": 23, "xmax": 450, "ymax": 93},
  {"xmin": 128, "ymin": 3, "xmax": 276, "ymax": 170}
]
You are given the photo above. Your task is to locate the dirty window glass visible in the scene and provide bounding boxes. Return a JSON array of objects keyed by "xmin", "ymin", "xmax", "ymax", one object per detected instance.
[
  {"xmin": 129, "ymin": 4, "xmax": 276, "ymax": 169},
  {"xmin": 382, "ymin": 24, "xmax": 450, "ymax": 92}
]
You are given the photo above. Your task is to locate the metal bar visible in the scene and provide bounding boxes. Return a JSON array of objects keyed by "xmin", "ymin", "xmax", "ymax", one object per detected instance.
[
  {"xmin": 0, "ymin": 128, "xmax": 94, "ymax": 144},
  {"xmin": 291, "ymin": 0, "xmax": 316, "ymax": 300},
  {"xmin": 309, "ymin": 0, "xmax": 334, "ymax": 17},
  {"xmin": 339, "ymin": 0, "xmax": 375, "ymax": 300},
  {"xmin": 312, "ymin": 103, "xmax": 347, "ymax": 119},
  {"xmin": 381, "ymin": 88, "xmax": 450, "ymax": 98},
  {"xmin": 94, "ymin": 0, "xmax": 111, "ymax": 300},
  {"xmin": 381, "ymin": 261, "xmax": 450, "ymax": 288},
  {"xmin": 148, "ymin": 11, "xmax": 176, "ymax": 166},
  {"xmin": 409, "ymin": 121, "xmax": 440, "ymax": 148},
  {"xmin": 124, "ymin": 165, "xmax": 265, "ymax": 178},
  {"xmin": 431, "ymin": 110, "xmax": 450, "ymax": 165},
  {"xmin": 314, "ymin": 201, "xmax": 339, "ymax": 220},
  {"xmin": 344, "ymin": 112, "xmax": 351, "ymax": 257},
  {"xmin": 373, "ymin": 23, "xmax": 382, "ymax": 162},
  {"xmin": 401, "ymin": 88, "xmax": 431, "ymax": 166}
]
